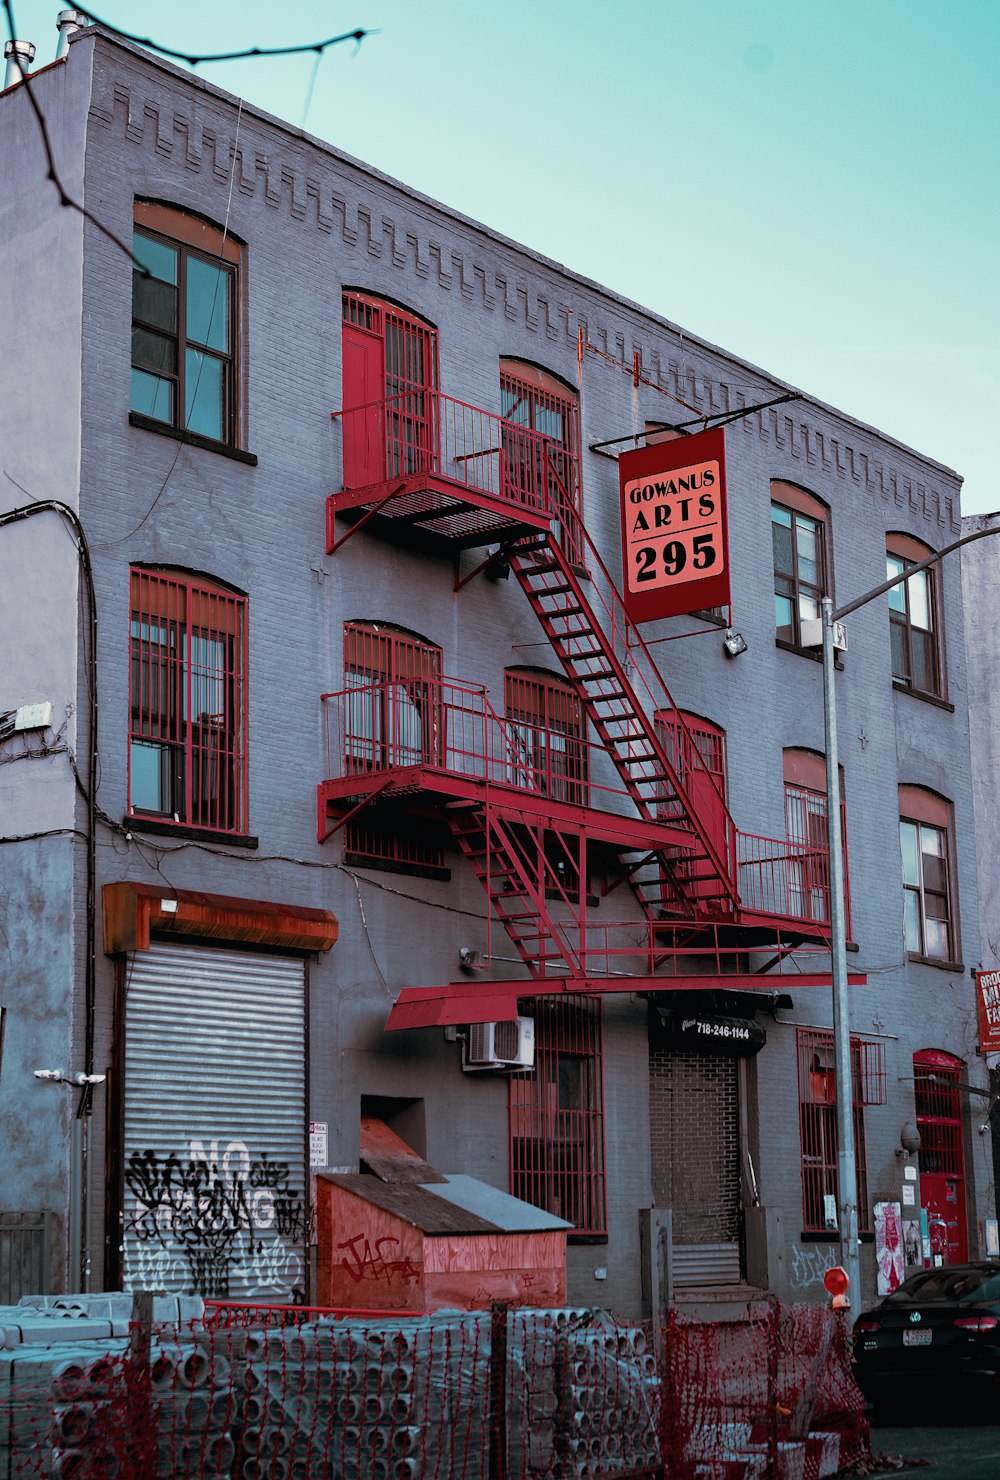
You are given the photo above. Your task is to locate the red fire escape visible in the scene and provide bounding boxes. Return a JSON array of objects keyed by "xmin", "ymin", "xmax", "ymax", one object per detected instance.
[{"xmin": 322, "ymin": 341, "xmax": 860, "ymax": 1028}]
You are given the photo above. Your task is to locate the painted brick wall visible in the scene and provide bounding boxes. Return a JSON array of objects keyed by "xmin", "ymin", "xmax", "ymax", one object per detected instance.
[{"xmin": 0, "ymin": 26, "xmax": 989, "ymax": 1314}]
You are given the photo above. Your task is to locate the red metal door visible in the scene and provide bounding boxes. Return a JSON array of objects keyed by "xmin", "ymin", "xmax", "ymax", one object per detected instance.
[
  {"xmin": 914, "ymin": 1050, "xmax": 968, "ymax": 1265},
  {"xmin": 342, "ymin": 321, "xmax": 385, "ymax": 489},
  {"xmin": 921, "ymin": 1174, "xmax": 967, "ymax": 1265},
  {"xmin": 655, "ymin": 712, "xmax": 730, "ymax": 905}
]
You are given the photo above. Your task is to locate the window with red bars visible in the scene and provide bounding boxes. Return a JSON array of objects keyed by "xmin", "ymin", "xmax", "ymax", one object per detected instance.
[
  {"xmin": 504, "ymin": 670, "xmax": 588, "ymax": 807},
  {"xmin": 342, "ymin": 293, "xmax": 438, "ymax": 485},
  {"xmin": 500, "ymin": 360, "xmax": 582, "ymax": 563},
  {"xmin": 796, "ymin": 1028, "xmax": 886, "ymax": 1235},
  {"xmin": 654, "ymin": 710, "xmax": 727, "ymax": 821},
  {"xmin": 783, "ymin": 750, "xmax": 851, "ymax": 932},
  {"xmin": 341, "ymin": 622, "xmax": 445, "ymax": 871},
  {"xmin": 129, "ymin": 569, "xmax": 248, "ymax": 834},
  {"xmin": 913, "ymin": 1050, "xmax": 964, "ymax": 1176},
  {"xmin": 510, "ymin": 996, "xmax": 607, "ymax": 1237}
]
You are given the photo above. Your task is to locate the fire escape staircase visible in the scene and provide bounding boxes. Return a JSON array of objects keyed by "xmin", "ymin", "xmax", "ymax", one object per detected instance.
[
  {"xmin": 443, "ymin": 799, "xmax": 584, "ymax": 978},
  {"xmin": 505, "ymin": 511, "xmax": 740, "ymax": 929},
  {"xmin": 323, "ymin": 399, "xmax": 837, "ymax": 989}
]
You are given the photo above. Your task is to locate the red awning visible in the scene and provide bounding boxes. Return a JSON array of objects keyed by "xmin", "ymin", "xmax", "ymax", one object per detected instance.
[{"xmin": 385, "ymin": 972, "xmax": 867, "ymax": 1031}]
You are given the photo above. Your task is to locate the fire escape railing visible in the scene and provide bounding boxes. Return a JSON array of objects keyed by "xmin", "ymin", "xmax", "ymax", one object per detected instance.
[
  {"xmin": 331, "ymin": 388, "xmax": 576, "ymax": 515},
  {"xmin": 323, "ymin": 677, "xmax": 628, "ymax": 816},
  {"xmin": 320, "ymin": 678, "xmax": 832, "ymax": 931}
]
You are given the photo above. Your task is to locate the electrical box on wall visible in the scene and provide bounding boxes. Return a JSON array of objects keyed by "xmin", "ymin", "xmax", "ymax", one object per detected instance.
[{"xmin": 462, "ymin": 1017, "xmax": 535, "ymax": 1072}]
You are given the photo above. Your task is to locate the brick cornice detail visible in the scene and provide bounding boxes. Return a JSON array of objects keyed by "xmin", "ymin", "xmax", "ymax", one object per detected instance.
[{"xmin": 90, "ymin": 73, "xmax": 960, "ymax": 535}]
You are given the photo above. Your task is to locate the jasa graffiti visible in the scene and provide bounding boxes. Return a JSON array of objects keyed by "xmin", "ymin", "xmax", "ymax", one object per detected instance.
[{"xmin": 123, "ymin": 1139, "xmax": 306, "ymax": 1299}]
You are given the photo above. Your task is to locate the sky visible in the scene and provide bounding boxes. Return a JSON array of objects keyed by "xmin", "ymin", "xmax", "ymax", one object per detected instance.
[{"xmin": 10, "ymin": 0, "xmax": 999, "ymax": 513}]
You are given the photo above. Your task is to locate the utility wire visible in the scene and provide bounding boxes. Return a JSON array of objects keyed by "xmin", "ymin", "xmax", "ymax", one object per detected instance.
[
  {"xmin": 2, "ymin": 0, "xmax": 140, "ymax": 265},
  {"xmin": 76, "ymin": 10, "xmax": 373, "ymax": 68}
]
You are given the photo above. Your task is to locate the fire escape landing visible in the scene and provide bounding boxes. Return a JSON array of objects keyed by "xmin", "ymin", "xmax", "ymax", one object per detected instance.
[{"xmin": 324, "ymin": 391, "xmax": 864, "ymax": 1026}]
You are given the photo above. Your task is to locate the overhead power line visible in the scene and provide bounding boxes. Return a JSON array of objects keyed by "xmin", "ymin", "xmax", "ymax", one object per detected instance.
[{"xmin": 76, "ymin": 8, "xmax": 373, "ymax": 68}]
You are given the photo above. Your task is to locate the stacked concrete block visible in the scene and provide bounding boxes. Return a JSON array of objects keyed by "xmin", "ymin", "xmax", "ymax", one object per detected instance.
[
  {"xmin": 232, "ymin": 1312, "xmax": 491, "ymax": 1480},
  {"xmin": 0, "ymin": 1340, "xmax": 130, "ymax": 1479},
  {"xmin": 508, "ymin": 1309, "xmax": 660, "ymax": 1480},
  {"xmin": 149, "ymin": 1329, "xmax": 247, "ymax": 1480}
]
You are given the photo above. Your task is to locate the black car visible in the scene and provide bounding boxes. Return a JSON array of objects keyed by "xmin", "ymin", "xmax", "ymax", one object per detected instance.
[{"xmin": 852, "ymin": 1261, "xmax": 1000, "ymax": 1409}]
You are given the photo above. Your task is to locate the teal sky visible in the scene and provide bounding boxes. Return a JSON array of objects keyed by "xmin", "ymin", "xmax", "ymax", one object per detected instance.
[{"xmin": 12, "ymin": 0, "xmax": 999, "ymax": 514}]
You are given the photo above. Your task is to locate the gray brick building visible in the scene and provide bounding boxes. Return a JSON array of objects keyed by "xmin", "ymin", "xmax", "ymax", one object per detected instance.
[{"xmin": 0, "ymin": 22, "xmax": 990, "ymax": 1318}]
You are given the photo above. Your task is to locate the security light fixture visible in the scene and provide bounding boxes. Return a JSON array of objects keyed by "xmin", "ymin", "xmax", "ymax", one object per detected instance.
[
  {"xmin": 33, "ymin": 1068, "xmax": 106, "ymax": 1086},
  {"xmin": 723, "ymin": 627, "xmax": 748, "ymax": 659},
  {"xmin": 896, "ymin": 1122, "xmax": 921, "ymax": 1158},
  {"xmin": 459, "ymin": 947, "xmax": 484, "ymax": 974}
]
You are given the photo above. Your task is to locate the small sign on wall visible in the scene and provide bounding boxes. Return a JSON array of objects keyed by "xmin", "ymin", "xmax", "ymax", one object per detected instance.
[
  {"xmin": 618, "ymin": 425, "xmax": 730, "ymax": 622},
  {"xmin": 309, "ymin": 1121, "xmax": 329, "ymax": 1168},
  {"xmin": 975, "ymin": 969, "xmax": 1000, "ymax": 1052}
]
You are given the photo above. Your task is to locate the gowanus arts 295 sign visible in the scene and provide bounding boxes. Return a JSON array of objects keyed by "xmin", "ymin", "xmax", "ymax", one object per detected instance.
[{"xmin": 618, "ymin": 425, "xmax": 730, "ymax": 623}]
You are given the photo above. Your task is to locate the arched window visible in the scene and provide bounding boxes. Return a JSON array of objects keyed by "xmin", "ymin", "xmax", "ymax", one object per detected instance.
[
  {"xmin": 500, "ymin": 359, "xmax": 582, "ymax": 561},
  {"xmin": 131, "ymin": 202, "xmax": 243, "ymax": 447},
  {"xmin": 343, "ymin": 621, "xmax": 442, "ymax": 771},
  {"xmin": 783, "ymin": 750, "xmax": 849, "ymax": 927},
  {"xmin": 654, "ymin": 711, "xmax": 729, "ymax": 903},
  {"xmin": 340, "ymin": 622, "xmax": 446, "ymax": 874},
  {"xmin": 899, "ymin": 786, "xmax": 956, "ymax": 963},
  {"xmin": 129, "ymin": 566, "xmax": 248, "ymax": 834},
  {"xmin": 341, "ymin": 293, "xmax": 439, "ymax": 488},
  {"xmin": 504, "ymin": 668, "xmax": 588, "ymax": 805},
  {"xmin": 887, "ymin": 532, "xmax": 944, "ymax": 699},
  {"xmin": 913, "ymin": 1049, "xmax": 968, "ymax": 1263},
  {"xmin": 771, "ymin": 482, "xmax": 830, "ymax": 649}
]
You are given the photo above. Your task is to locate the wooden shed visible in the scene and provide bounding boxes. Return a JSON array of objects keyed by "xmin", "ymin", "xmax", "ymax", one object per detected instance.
[{"xmin": 316, "ymin": 1171, "xmax": 571, "ymax": 1311}]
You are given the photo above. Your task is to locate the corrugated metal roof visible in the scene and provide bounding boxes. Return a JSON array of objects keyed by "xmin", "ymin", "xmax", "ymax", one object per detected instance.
[
  {"xmin": 428, "ymin": 1175, "xmax": 573, "ymax": 1232},
  {"xmin": 318, "ymin": 1173, "xmax": 571, "ymax": 1234}
]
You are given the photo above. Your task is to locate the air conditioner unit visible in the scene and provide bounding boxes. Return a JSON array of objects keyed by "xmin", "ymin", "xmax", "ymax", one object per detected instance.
[{"xmin": 462, "ymin": 1017, "xmax": 535, "ymax": 1072}]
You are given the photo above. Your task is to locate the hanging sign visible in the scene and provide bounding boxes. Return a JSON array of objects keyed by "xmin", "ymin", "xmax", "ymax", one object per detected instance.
[
  {"xmin": 619, "ymin": 425, "xmax": 730, "ymax": 622},
  {"xmin": 975, "ymin": 969, "xmax": 1000, "ymax": 1053}
]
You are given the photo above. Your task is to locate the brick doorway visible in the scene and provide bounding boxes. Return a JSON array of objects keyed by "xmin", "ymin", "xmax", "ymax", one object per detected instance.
[{"xmin": 648, "ymin": 1047, "xmax": 744, "ymax": 1287}]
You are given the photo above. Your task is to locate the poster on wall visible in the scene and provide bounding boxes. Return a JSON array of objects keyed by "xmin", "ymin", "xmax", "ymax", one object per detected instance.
[
  {"xmin": 902, "ymin": 1218, "xmax": 922, "ymax": 1269},
  {"xmin": 874, "ymin": 1201, "xmax": 904, "ymax": 1295},
  {"xmin": 975, "ymin": 969, "xmax": 1000, "ymax": 1052},
  {"xmin": 618, "ymin": 425, "xmax": 730, "ymax": 623}
]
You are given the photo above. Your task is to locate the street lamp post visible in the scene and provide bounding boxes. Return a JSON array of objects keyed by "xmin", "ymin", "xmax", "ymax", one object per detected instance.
[{"xmin": 814, "ymin": 521, "xmax": 1000, "ymax": 1321}]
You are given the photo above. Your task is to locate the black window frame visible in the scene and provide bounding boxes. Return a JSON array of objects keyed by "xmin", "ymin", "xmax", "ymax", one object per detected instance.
[{"xmin": 130, "ymin": 204, "xmax": 241, "ymax": 450}]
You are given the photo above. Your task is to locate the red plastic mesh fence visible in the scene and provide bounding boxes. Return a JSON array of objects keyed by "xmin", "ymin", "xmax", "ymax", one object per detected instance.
[
  {"xmin": 0, "ymin": 1302, "xmax": 868, "ymax": 1480},
  {"xmin": 660, "ymin": 1304, "xmax": 870, "ymax": 1480}
]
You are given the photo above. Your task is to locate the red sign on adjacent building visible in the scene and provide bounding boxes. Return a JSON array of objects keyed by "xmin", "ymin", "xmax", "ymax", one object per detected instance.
[
  {"xmin": 976, "ymin": 969, "xmax": 1000, "ymax": 1053},
  {"xmin": 619, "ymin": 425, "xmax": 730, "ymax": 623}
]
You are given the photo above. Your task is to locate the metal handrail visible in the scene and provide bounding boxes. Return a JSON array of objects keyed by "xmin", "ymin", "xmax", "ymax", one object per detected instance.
[{"xmin": 331, "ymin": 388, "xmax": 580, "ymax": 517}]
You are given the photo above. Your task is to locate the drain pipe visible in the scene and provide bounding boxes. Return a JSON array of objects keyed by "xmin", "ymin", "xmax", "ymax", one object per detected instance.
[
  {"xmin": 55, "ymin": 10, "xmax": 88, "ymax": 60},
  {"xmin": 4, "ymin": 39, "xmax": 35, "ymax": 87}
]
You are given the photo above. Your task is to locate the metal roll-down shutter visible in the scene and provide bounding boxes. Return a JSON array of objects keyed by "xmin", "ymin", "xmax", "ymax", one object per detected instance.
[{"xmin": 121, "ymin": 942, "xmax": 307, "ymax": 1301}]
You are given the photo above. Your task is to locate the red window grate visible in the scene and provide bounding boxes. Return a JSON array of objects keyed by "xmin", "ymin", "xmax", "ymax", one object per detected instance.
[
  {"xmin": 500, "ymin": 366, "xmax": 582, "ymax": 563},
  {"xmin": 342, "ymin": 623, "xmax": 444, "ymax": 869},
  {"xmin": 510, "ymin": 995, "xmax": 607, "ymax": 1236},
  {"xmin": 796, "ymin": 1028, "xmax": 884, "ymax": 1235},
  {"xmin": 343, "ymin": 293, "xmax": 438, "ymax": 480},
  {"xmin": 504, "ymin": 670, "xmax": 588, "ymax": 806},
  {"xmin": 129, "ymin": 569, "xmax": 247, "ymax": 833},
  {"xmin": 914, "ymin": 1052, "xmax": 964, "ymax": 1177}
]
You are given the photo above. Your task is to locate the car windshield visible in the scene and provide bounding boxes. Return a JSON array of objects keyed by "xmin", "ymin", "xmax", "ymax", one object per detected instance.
[{"xmin": 885, "ymin": 1268, "xmax": 1000, "ymax": 1304}]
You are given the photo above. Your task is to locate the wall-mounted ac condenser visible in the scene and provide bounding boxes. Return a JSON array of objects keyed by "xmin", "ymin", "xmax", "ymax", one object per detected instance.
[{"xmin": 462, "ymin": 1017, "xmax": 535, "ymax": 1071}]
